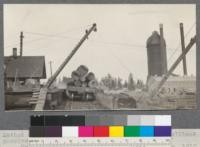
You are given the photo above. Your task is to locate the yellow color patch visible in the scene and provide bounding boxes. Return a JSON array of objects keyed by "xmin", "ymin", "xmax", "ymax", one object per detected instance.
[{"xmin": 109, "ymin": 126, "xmax": 124, "ymax": 137}]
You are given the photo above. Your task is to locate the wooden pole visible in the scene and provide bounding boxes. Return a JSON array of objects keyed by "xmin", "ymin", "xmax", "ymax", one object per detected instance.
[
  {"xmin": 49, "ymin": 61, "xmax": 53, "ymax": 77},
  {"xmin": 180, "ymin": 23, "xmax": 188, "ymax": 75},
  {"xmin": 46, "ymin": 23, "xmax": 97, "ymax": 88},
  {"xmin": 152, "ymin": 35, "xmax": 196, "ymax": 97},
  {"xmin": 159, "ymin": 24, "xmax": 167, "ymax": 74},
  {"xmin": 20, "ymin": 31, "xmax": 24, "ymax": 56}
]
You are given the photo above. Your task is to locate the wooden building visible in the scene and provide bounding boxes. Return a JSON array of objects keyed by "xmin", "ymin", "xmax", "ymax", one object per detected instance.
[{"xmin": 4, "ymin": 55, "xmax": 46, "ymax": 92}]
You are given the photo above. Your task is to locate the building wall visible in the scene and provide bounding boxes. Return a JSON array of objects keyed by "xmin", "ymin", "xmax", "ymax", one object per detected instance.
[
  {"xmin": 147, "ymin": 75, "xmax": 196, "ymax": 95},
  {"xmin": 5, "ymin": 78, "xmax": 40, "ymax": 91},
  {"xmin": 146, "ymin": 31, "xmax": 167, "ymax": 77},
  {"xmin": 161, "ymin": 76, "xmax": 196, "ymax": 94}
]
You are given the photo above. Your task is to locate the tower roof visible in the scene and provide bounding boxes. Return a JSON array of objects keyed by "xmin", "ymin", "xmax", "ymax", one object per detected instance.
[{"xmin": 146, "ymin": 31, "xmax": 166, "ymax": 48}]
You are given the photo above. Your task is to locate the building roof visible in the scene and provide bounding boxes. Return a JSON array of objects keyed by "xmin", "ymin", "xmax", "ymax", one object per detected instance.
[
  {"xmin": 146, "ymin": 31, "xmax": 166, "ymax": 47},
  {"xmin": 4, "ymin": 56, "xmax": 46, "ymax": 79}
]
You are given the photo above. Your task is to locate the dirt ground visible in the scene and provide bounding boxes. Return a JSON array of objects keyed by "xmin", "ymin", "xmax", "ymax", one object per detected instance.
[{"xmin": 56, "ymin": 99, "xmax": 108, "ymax": 110}]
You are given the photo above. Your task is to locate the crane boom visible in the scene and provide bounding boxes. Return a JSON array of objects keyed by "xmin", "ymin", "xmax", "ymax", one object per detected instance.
[
  {"xmin": 152, "ymin": 35, "xmax": 196, "ymax": 97},
  {"xmin": 34, "ymin": 23, "xmax": 97, "ymax": 110},
  {"xmin": 46, "ymin": 23, "xmax": 97, "ymax": 88}
]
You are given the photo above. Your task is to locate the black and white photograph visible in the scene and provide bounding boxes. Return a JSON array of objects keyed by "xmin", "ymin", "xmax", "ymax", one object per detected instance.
[{"xmin": 4, "ymin": 4, "xmax": 196, "ymax": 111}]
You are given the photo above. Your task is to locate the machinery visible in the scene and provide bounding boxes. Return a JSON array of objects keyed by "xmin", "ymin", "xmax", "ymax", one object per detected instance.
[
  {"xmin": 34, "ymin": 22, "xmax": 196, "ymax": 110},
  {"xmin": 34, "ymin": 23, "xmax": 97, "ymax": 110},
  {"xmin": 151, "ymin": 35, "xmax": 196, "ymax": 97}
]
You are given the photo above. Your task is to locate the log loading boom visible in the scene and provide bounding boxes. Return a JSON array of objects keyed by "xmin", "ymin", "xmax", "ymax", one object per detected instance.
[{"xmin": 34, "ymin": 23, "xmax": 97, "ymax": 110}]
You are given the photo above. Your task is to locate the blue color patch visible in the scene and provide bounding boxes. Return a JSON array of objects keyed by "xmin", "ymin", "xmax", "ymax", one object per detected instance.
[{"xmin": 140, "ymin": 126, "xmax": 154, "ymax": 137}]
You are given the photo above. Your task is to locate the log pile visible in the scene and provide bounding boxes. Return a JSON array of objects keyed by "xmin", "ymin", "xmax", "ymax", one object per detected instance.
[{"xmin": 67, "ymin": 65, "xmax": 97, "ymax": 88}]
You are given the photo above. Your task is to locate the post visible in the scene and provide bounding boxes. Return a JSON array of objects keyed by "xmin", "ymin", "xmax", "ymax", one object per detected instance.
[
  {"xmin": 49, "ymin": 61, "xmax": 53, "ymax": 77},
  {"xmin": 20, "ymin": 31, "xmax": 24, "ymax": 56},
  {"xmin": 159, "ymin": 24, "xmax": 167, "ymax": 74},
  {"xmin": 152, "ymin": 35, "xmax": 196, "ymax": 97},
  {"xmin": 13, "ymin": 48, "xmax": 17, "ymax": 57},
  {"xmin": 180, "ymin": 23, "xmax": 187, "ymax": 75}
]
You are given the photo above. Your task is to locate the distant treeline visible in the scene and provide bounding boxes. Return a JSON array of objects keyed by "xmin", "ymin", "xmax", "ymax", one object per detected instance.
[
  {"xmin": 99, "ymin": 73, "xmax": 145, "ymax": 90},
  {"xmin": 60, "ymin": 73, "xmax": 145, "ymax": 91}
]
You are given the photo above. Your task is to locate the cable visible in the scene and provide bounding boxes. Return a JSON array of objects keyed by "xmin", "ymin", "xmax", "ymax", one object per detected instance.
[
  {"xmin": 4, "ymin": 24, "xmax": 90, "ymax": 49},
  {"xmin": 103, "ymin": 47, "xmax": 143, "ymax": 82},
  {"xmin": 22, "ymin": 31, "xmax": 146, "ymax": 49},
  {"xmin": 89, "ymin": 39, "xmax": 145, "ymax": 48},
  {"xmin": 24, "ymin": 31, "xmax": 78, "ymax": 40}
]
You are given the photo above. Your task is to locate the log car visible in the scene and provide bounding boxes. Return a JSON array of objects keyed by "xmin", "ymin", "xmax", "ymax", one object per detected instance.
[{"xmin": 66, "ymin": 85, "xmax": 96, "ymax": 101}]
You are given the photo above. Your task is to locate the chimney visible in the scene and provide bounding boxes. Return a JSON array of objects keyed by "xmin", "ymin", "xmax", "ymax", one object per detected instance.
[
  {"xmin": 159, "ymin": 24, "xmax": 164, "ymax": 38},
  {"xmin": 13, "ymin": 48, "xmax": 17, "ymax": 58}
]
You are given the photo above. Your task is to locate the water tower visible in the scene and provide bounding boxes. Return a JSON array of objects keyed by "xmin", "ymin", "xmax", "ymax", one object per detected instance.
[{"xmin": 146, "ymin": 24, "xmax": 168, "ymax": 78}]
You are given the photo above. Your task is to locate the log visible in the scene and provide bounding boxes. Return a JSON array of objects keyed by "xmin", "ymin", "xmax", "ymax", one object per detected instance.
[
  {"xmin": 88, "ymin": 79, "xmax": 98, "ymax": 88},
  {"xmin": 82, "ymin": 82, "xmax": 88, "ymax": 87},
  {"xmin": 86, "ymin": 72, "xmax": 95, "ymax": 82},
  {"xmin": 74, "ymin": 80, "xmax": 82, "ymax": 87},
  {"xmin": 76, "ymin": 65, "xmax": 89, "ymax": 77},
  {"xmin": 65, "ymin": 78, "xmax": 75, "ymax": 86},
  {"xmin": 71, "ymin": 70, "xmax": 80, "ymax": 81}
]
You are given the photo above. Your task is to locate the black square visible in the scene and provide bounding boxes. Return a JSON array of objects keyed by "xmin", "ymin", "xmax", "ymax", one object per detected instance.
[
  {"xmin": 30, "ymin": 115, "xmax": 45, "ymax": 126},
  {"xmin": 29, "ymin": 126, "xmax": 45, "ymax": 137}
]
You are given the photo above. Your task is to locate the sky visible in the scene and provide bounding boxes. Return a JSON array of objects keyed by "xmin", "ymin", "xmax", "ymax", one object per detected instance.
[{"xmin": 4, "ymin": 4, "xmax": 196, "ymax": 82}]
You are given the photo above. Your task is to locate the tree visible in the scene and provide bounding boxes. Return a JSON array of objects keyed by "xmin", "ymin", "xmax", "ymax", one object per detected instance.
[
  {"xmin": 123, "ymin": 80, "xmax": 128, "ymax": 88},
  {"xmin": 136, "ymin": 79, "xmax": 145, "ymax": 89},
  {"xmin": 128, "ymin": 73, "xmax": 135, "ymax": 90},
  {"xmin": 117, "ymin": 77, "xmax": 123, "ymax": 89},
  {"xmin": 101, "ymin": 74, "xmax": 117, "ymax": 89}
]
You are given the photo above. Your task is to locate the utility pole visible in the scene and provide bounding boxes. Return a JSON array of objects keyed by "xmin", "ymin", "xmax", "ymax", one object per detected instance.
[
  {"xmin": 180, "ymin": 23, "xmax": 188, "ymax": 75},
  {"xmin": 20, "ymin": 31, "xmax": 24, "ymax": 56},
  {"xmin": 49, "ymin": 61, "xmax": 53, "ymax": 77},
  {"xmin": 159, "ymin": 24, "xmax": 167, "ymax": 74}
]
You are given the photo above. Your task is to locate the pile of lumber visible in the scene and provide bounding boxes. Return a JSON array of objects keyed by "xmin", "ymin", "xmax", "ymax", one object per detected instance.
[{"xmin": 67, "ymin": 65, "xmax": 97, "ymax": 88}]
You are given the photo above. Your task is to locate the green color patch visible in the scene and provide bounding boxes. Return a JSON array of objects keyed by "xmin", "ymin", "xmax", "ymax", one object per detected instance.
[{"xmin": 124, "ymin": 126, "xmax": 140, "ymax": 137}]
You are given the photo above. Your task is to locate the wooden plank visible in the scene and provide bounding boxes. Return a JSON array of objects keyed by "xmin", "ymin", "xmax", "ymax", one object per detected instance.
[{"xmin": 34, "ymin": 87, "xmax": 48, "ymax": 110}]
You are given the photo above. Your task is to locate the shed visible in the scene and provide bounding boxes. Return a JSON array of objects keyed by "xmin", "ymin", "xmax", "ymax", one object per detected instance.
[{"xmin": 4, "ymin": 56, "xmax": 46, "ymax": 80}]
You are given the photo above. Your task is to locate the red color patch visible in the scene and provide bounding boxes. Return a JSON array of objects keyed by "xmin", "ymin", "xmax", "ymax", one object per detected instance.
[{"xmin": 93, "ymin": 126, "xmax": 109, "ymax": 137}]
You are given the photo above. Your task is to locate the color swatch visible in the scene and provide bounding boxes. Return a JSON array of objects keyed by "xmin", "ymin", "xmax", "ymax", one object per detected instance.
[
  {"xmin": 154, "ymin": 126, "xmax": 172, "ymax": 137},
  {"xmin": 30, "ymin": 115, "xmax": 171, "ymax": 137},
  {"xmin": 109, "ymin": 126, "xmax": 124, "ymax": 137},
  {"xmin": 62, "ymin": 126, "xmax": 78, "ymax": 137},
  {"xmin": 93, "ymin": 126, "xmax": 109, "ymax": 137},
  {"xmin": 45, "ymin": 126, "xmax": 62, "ymax": 137},
  {"xmin": 124, "ymin": 126, "xmax": 140, "ymax": 137},
  {"xmin": 140, "ymin": 126, "xmax": 154, "ymax": 137},
  {"xmin": 79, "ymin": 126, "xmax": 93, "ymax": 137}
]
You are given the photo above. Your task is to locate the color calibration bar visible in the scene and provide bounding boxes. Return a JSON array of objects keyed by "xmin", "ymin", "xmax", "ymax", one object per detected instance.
[
  {"xmin": 30, "ymin": 115, "xmax": 171, "ymax": 138},
  {"xmin": 63, "ymin": 125, "xmax": 171, "ymax": 137},
  {"xmin": 3, "ymin": 129, "xmax": 200, "ymax": 147}
]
